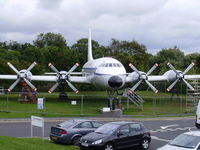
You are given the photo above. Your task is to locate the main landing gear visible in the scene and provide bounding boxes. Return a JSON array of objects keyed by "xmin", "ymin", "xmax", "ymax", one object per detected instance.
[{"xmin": 107, "ymin": 90, "xmax": 122, "ymax": 110}]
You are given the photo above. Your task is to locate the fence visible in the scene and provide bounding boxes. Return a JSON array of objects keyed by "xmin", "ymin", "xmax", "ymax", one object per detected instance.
[{"xmin": 0, "ymin": 92, "xmax": 197, "ymax": 117}]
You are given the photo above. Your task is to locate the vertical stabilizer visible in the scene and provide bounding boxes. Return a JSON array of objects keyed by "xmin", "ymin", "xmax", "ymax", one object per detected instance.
[{"xmin": 88, "ymin": 29, "xmax": 93, "ymax": 61}]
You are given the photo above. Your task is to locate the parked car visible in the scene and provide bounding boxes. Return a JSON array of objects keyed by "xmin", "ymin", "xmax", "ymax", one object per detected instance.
[
  {"xmin": 157, "ymin": 131, "xmax": 200, "ymax": 150},
  {"xmin": 196, "ymin": 100, "xmax": 200, "ymax": 129},
  {"xmin": 50, "ymin": 119, "xmax": 103, "ymax": 146},
  {"xmin": 80, "ymin": 121, "xmax": 151, "ymax": 150}
]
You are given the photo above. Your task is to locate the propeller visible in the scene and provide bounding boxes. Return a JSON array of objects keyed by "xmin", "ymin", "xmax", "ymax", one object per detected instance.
[
  {"xmin": 166, "ymin": 62, "xmax": 195, "ymax": 91},
  {"xmin": 129, "ymin": 63, "xmax": 159, "ymax": 93},
  {"xmin": 48, "ymin": 63, "xmax": 79, "ymax": 94},
  {"xmin": 7, "ymin": 62, "xmax": 37, "ymax": 92}
]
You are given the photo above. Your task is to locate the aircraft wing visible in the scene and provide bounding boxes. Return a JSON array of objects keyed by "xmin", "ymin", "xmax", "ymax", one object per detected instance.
[
  {"xmin": 184, "ymin": 75, "xmax": 200, "ymax": 80},
  {"xmin": 31, "ymin": 75, "xmax": 90, "ymax": 84},
  {"xmin": 31, "ymin": 75, "xmax": 58, "ymax": 82},
  {"xmin": 0, "ymin": 75, "xmax": 17, "ymax": 80},
  {"xmin": 148, "ymin": 75, "xmax": 168, "ymax": 81},
  {"xmin": 69, "ymin": 76, "xmax": 91, "ymax": 84}
]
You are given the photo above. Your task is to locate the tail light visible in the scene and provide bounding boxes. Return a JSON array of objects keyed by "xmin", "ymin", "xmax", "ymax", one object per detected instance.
[{"xmin": 61, "ymin": 130, "xmax": 67, "ymax": 135}]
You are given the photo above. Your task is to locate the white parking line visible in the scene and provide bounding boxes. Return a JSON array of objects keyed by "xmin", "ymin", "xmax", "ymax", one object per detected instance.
[{"xmin": 150, "ymin": 127, "xmax": 196, "ymax": 133}]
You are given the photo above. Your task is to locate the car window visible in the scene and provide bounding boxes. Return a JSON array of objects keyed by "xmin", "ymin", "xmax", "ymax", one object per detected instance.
[
  {"xmin": 92, "ymin": 122, "xmax": 103, "ymax": 128},
  {"xmin": 79, "ymin": 122, "xmax": 92, "ymax": 128},
  {"xmin": 58, "ymin": 120, "xmax": 75, "ymax": 128},
  {"xmin": 130, "ymin": 123, "xmax": 142, "ymax": 132},
  {"xmin": 119, "ymin": 125, "xmax": 129, "ymax": 135},
  {"xmin": 169, "ymin": 133, "xmax": 200, "ymax": 148}
]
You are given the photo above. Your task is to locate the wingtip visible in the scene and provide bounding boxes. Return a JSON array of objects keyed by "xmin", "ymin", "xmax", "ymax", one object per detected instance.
[{"xmin": 155, "ymin": 90, "xmax": 159, "ymax": 93}]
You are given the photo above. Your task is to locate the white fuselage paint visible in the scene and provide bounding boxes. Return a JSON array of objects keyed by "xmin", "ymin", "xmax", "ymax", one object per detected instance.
[{"xmin": 82, "ymin": 57, "xmax": 126, "ymax": 90}]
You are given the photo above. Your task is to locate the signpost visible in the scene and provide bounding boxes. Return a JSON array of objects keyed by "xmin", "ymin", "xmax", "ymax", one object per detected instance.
[
  {"xmin": 37, "ymin": 98, "xmax": 44, "ymax": 110},
  {"xmin": 31, "ymin": 116, "xmax": 44, "ymax": 138}
]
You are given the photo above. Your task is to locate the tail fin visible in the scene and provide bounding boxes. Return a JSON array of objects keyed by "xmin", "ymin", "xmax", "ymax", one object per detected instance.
[{"xmin": 88, "ymin": 29, "xmax": 93, "ymax": 61}]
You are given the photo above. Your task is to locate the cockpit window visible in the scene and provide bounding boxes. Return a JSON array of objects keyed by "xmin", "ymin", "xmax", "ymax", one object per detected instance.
[{"xmin": 99, "ymin": 63, "xmax": 122, "ymax": 67}]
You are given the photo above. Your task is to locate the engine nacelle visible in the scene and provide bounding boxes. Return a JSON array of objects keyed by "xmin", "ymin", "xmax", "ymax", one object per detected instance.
[{"xmin": 164, "ymin": 70, "xmax": 183, "ymax": 83}]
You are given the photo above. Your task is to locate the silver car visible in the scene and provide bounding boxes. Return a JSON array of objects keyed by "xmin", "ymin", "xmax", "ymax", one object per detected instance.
[
  {"xmin": 50, "ymin": 119, "xmax": 103, "ymax": 146},
  {"xmin": 157, "ymin": 131, "xmax": 200, "ymax": 150}
]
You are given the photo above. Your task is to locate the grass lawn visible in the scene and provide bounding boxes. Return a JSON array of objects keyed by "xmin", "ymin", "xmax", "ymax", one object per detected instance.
[
  {"xmin": 0, "ymin": 91, "xmax": 195, "ymax": 118},
  {"xmin": 0, "ymin": 136, "xmax": 79, "ymax": 150}
]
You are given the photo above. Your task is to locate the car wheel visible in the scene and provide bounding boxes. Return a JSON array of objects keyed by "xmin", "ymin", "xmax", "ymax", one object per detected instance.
[
  {"xmin": 141, "ymin": 138, "xmax": 150, "ymax": 150},
  {"xmin": 104, "ymin": 143, "xmax": 114, "ymax": 150},
  {"xmin": 72, "ymin": 136, "xmax": 81, "ymax": 146}
]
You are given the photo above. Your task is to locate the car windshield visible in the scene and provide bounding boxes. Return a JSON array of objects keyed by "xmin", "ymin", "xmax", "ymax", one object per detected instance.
[
  {"xmin": 95, "ymin": 123, "xmax": 120, "ymax": 134},
  {"xmin": 58, "ymin": 120, "xmax": 76, "ymax": 128},
  {"xmin": 169, "ymin": 133, "xmax": 200, "ymax": 148}
]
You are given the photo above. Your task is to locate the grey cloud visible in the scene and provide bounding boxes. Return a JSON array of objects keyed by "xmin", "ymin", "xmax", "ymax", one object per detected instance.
[{"xmin": 0, "ymin": 0, "xmax": 200, "ymax": 54}]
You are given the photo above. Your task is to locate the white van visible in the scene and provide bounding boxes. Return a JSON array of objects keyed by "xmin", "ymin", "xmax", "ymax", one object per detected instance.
[{"xmin": 196, "ymin": 100, "xmax": 200, "ymax": 129}]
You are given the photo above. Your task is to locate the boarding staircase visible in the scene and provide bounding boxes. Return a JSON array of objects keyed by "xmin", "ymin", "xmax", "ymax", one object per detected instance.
[
  {"xmin": 186, "ymin": 79, "xmax": 200, "ymax": 110},
  {"xmin": 124, "ymin": 89, "xmax": 144, "ymax": 110}
]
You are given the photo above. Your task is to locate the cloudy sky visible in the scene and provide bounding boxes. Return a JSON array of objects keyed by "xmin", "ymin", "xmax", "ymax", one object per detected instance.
[{"xmin": 0, "ymin": 0, "xmax": 200, "ymax": 54}]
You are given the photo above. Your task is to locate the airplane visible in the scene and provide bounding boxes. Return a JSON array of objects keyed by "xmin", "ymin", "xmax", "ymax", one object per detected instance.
[{"xmin": 0, "ymin": 29, "xmax": 200, "ymax": 110}]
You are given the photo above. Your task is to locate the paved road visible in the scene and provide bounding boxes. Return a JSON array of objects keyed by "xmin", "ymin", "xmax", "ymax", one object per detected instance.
[{"xmin": 0, "ymin": 117, "xmax": 197, "ymax": 150}]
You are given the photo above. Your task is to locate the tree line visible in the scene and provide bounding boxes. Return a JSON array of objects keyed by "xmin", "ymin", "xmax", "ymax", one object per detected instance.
[{"xmin": 0, "ymin": 32, "xmax": 200, "ymax": 91}]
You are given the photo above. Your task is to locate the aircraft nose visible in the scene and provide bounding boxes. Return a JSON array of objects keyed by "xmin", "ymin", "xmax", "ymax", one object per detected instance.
[{"xmin": 108, "ymin": 76, "xmax": 123, "ymax": 88}]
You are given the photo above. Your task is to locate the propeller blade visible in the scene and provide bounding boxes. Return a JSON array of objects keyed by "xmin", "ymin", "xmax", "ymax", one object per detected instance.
[
  {"xmin": 65, "ymin": 80, "xmax": 79, "ymax": 93},
  {"xmin": 68, "ymin": 63, "xmax": 79, "ymax": 75},
  {"xmin": 129, "ymin": 63, "xmax": 141, "ymax": 75},
  {"xmin": 167, "ymin": 79, "xmax": 179, "ymax": 91},
  {"xmin": 7, "ymin": 62, "xmax": 20, "ymax": 75},
  {"xmin": 130, "ymin": 80, "xmax": 143, "ymax": 91},
  {"xmin": 183, "ymin": 62, "xmax": 195, "ymax": 75},
  {"xmin": 23, "ymin": 78, "xmax": 37, "ymax": 91},
  {"xmin": 182, "ymin": 79, "xmax": 195, "ymax": 91},
  {"xmin": 48, "ymin": 82, "xmax": 59, "ymax": 93},
  {"xmin": 8, "ymin": 78, "xmax": 21, "ymax": 92},
  {"xmin": 146, "ymin": 63, "xmax": 158, "ymax": 76},
  {"xmin": 48, "ymin": 63, "xmax": 59, "ymax": 74},
  {"xmin": 145, "ymin": 80, "xmax": 158, "ymax": 93},
  {"xmin": 167, "ymin": 62, "xmax": 179, "ymax": 74},
  {"xmin": 26, "ymin": 61, "xmax": 37, "ymax": 72}
]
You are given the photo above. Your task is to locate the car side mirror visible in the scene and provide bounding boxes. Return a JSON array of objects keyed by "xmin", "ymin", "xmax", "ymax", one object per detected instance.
[{"xmin": 117, "ymin": 131, "xmax": 123, "ymax": 137}]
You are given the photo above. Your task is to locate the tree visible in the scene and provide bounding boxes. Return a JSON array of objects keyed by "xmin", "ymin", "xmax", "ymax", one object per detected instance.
[
  {"xmin": 107, "ymin": 39, "xmax": 149, "ymax": 72},
  {"xmin": 0, "ymin": 49, "xmax": 21, "ymax": 61},
  {"xmin": 153, "ymin": 47, "xmax": 185, "ymax": 74},
  {"xmin": 42, "ymin": 46, "xmax": 78, "ymax": 71},
  {"xmin": 33, "ymin": 32, "xmax": 68, "ymax": 49},
  {"xmin": 71, "ymin": 38, "xmax": 107, "ymax": 66}
]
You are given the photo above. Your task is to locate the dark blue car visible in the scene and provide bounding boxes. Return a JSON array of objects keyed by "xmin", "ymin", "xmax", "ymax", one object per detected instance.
[{"xmin": 50, "ymin": 119, "xmax": 103, "ymax": 146}]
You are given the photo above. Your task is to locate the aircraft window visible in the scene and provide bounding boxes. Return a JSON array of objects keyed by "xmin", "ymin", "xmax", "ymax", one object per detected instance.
[
  {"xmin": 117, "ymin": 63, "xmax": 122, "ymax": 67},
  {"xmin": 113, "ymin": 63, "xmax": 117, "ymax": 67},
  {"xmin": 105, "ymin": 63, "xmax": 109, "ymax": 67},
  {"xmin": 109, "ymin": 63, "xmax": 112, "ymax": 67}
]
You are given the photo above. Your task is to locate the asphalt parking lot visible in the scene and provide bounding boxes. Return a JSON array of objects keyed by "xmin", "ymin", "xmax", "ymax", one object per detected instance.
[{"xmin": 0, "ymin": 116, "xmax": 197, "ymax": 149}]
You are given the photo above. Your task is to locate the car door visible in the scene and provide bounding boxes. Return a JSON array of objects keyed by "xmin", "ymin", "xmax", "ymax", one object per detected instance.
[
  {"xmin": 114, "ymin": 124, "xmax": 131, "ymax": 149},
  {"xmin": 75, "ymin": 121, "xmax": 94, "ymax": 135},
  {"xmin": 129, "ymin": 123, "xmax": 144, "ymax": 146}
]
